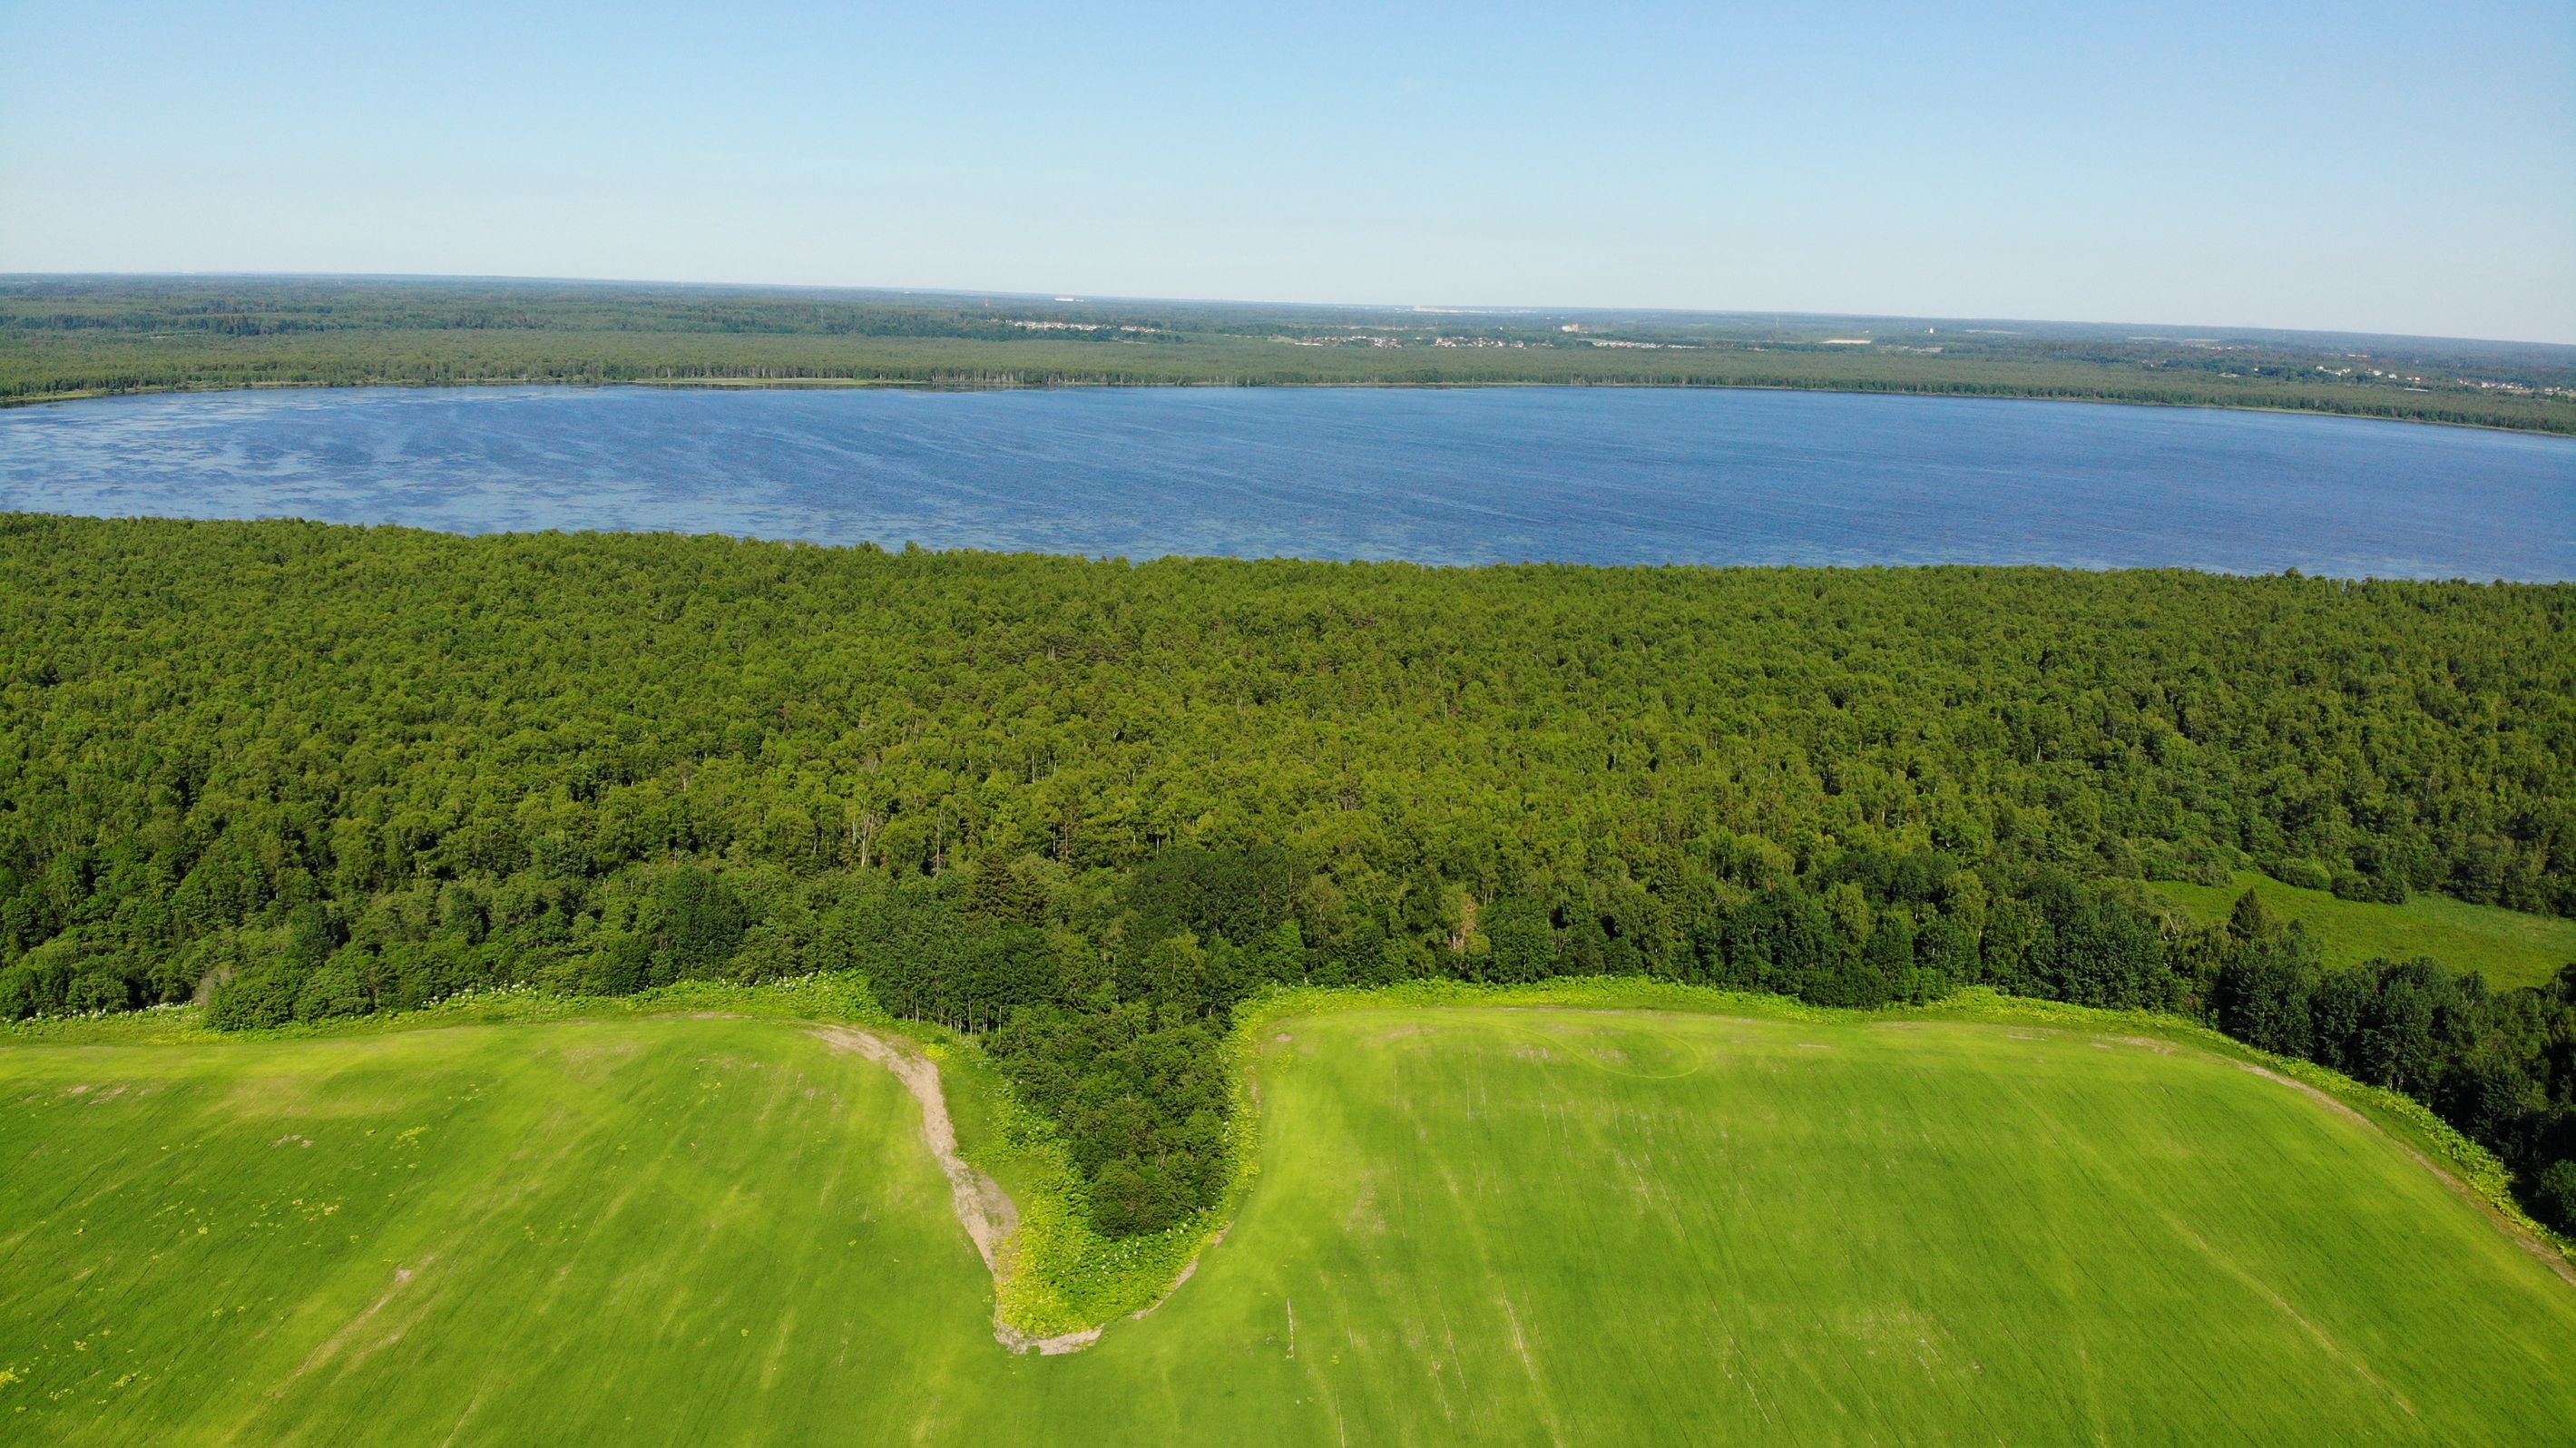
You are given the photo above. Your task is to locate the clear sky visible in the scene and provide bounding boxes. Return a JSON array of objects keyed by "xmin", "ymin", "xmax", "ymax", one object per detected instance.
[{"xmin": 3, "ymin": 2, "xmax": 2569, "ymax": 342}]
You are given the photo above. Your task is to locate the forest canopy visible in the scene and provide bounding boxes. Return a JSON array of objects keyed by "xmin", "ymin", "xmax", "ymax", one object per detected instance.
[{"xmin": 3, "ymin": 514, "xmax": 2572, "ymax": 1231}]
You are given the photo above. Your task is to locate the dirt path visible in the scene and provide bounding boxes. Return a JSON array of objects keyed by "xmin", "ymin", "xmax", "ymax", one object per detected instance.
[
  {"xmin": 807, "ymin": 1024, "xmax": 1108, "ymax": 1354},
  {"xmin": 808, "ymin": 1026, "xmax": 1016, "ymax": 1269}
]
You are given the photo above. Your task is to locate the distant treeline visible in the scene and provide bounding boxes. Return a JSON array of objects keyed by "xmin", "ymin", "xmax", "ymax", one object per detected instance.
[
  {"xmin": 2, "ymin": 516, "xmax": 2571, "ymax": 1232},
  {"xmin": 5, "ymin": 278, "xmax": 2571, "ymax": 434}
]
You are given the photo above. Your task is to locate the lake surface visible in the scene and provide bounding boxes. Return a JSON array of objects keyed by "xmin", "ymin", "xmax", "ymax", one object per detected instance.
[{"xmin": 2, "ymin": 386, "xmax": 2570, "ymax": 577}]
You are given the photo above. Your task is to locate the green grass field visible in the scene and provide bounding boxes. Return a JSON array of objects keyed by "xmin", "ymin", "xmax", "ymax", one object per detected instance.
[
  {"xmin": 6, "ymin": 1003, "xmax": 2572, "ymax": 1444},
  {"xmin": 2150, "ymin": 871, "xmax": 2576, "ymax": 992}
]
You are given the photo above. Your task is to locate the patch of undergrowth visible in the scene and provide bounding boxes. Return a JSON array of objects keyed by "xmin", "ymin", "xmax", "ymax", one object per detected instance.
[{"xmin": 917, "ymin": 1036, "xmax": 1216, "ymax": 1336}]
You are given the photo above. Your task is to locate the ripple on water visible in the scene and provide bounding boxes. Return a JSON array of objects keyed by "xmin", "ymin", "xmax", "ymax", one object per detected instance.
[{"xmin": 3, "ymin": 386, "xmax": 2570, "ymax": 578}]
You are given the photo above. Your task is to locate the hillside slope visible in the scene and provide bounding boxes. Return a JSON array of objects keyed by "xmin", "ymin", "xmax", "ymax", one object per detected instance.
[{"xmin": 2151, "ymin": 870, "xmax": 2576, "ymax": 993}]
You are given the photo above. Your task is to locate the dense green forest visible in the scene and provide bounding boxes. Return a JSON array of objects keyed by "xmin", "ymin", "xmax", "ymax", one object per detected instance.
[
  {"xmin": 6, "ymin": 277, "xmax": 2572, "ymax": 433},
  {"xmin": 4, "ymin": 516, "xmax": 2573, "ymax": 1231}
]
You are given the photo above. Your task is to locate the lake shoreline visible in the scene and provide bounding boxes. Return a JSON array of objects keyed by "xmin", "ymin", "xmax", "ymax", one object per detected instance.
[
  {"xmin": 5, "ymin": 374, "xmax": 2572, "ymax": 439},
  {"xmin": 8, "ymin": 383, "xmax": 2568, "ymax": 581}
]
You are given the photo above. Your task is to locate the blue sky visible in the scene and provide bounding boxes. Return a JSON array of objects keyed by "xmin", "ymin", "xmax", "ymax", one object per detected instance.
[{"xmin": 3, "ymin": 3, "xmax": 2568, "ymax": 341}]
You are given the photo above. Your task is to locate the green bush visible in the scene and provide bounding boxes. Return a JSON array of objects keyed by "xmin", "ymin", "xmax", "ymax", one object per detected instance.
[
  {"xmin": 207, "ymin": 964, "xmax": 300, "ymax": 1031},
  {"xmin": 2275, "ymin": 858, "xmax": 2336, "ymax": 893},
  {"xmin": 292, "ymin": 955, "xmax": 369, "ymax": 1020},
  {"xmin": 2532, "ymin": 1160, "xmax": 2576, "ymax": 1234}
]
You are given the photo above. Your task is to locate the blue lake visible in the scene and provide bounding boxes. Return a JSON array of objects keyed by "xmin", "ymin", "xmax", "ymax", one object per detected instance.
[{"xmin": 1, "ymin": 386, "xmax": 2570, "ymax": 578}]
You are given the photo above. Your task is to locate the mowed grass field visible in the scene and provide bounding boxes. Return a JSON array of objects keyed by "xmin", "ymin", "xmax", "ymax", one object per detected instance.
[
  {"xmin": 6, "ymin": 1006, "xmax": 2574, "ymax": 1445},
  {"xmin": 2150, "ymin": 871, "xmax": 2576, "ymax": 992},
  {"xmin": 0, "ymin": 1018, "xmax": 1007, "ymax": 1444}
]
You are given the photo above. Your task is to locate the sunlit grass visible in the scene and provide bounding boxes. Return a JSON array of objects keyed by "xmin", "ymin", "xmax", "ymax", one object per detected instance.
[
  {"xmin": 2150, "ymin": 871, "xmax": 2576, "ymax": 992},
  {"xmin": 5, "ymin": 1003, "xmax": 2571, "ymax": 1443}
]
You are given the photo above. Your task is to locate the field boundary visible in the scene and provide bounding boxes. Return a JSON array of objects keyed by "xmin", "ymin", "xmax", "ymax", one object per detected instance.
[
  {"xmin": 994, "ymin": 977, "xmax": 2576, "ymax": 1342},
  {"xmin": 9, "ymin": 973, "xmax": 2568, "ymax": 1346},
  {"xmin": 1218, "ymin": 983, "xmax": 2576, "ymax": 1252},
  {"xmin": 2224, "ymin": 1057, "xmax": 2576, "ymax": 1288}
]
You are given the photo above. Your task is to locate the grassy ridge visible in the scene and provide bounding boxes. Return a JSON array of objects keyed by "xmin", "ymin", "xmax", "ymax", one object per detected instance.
[
  {"xmin": 6, "ymin": 983, "xmax": 2572, "ymax": 1444},
  {"xmin": 2151, "ymin": 871, "xmax": 2576, "ymax": 993}
]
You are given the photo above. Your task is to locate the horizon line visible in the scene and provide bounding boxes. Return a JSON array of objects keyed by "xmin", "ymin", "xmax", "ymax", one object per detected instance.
[{"xmin": 4, "ymin": 269, "xmax": 2566, "ymax": 352}]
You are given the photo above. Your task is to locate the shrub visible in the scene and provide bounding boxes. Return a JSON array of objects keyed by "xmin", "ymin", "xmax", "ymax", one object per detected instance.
[
  {"xmin": 2331, "ymin": 868, "xmax": 2407, "ymax": 905},
  {"xmin": 292, "ymin": 955, "xmax": 370, "ymax": 1020},
  {"xmin": 2530, "ymin": 1160, "xmax": 2576, "ymax": 1235},
  {"xmin": 66, "ymin": 964, "xmax": 137, "ymax": 1014},
  {"xmin": 208, "ymin": 964, "xmax": 300, "ymax": 1031},
  {"xmin": 2274, "ymin": 858, "xmax": 2335, "ymax": 893}
]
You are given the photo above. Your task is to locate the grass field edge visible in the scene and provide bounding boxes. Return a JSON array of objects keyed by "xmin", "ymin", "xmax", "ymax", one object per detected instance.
[
  {"xmin": 8, "ymin": 972, "xmax": 2567, "ymax": 1345},
  {"xmin": 1217, "ymin": 980, "xmax": 2576, "ymax": 1275}
]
